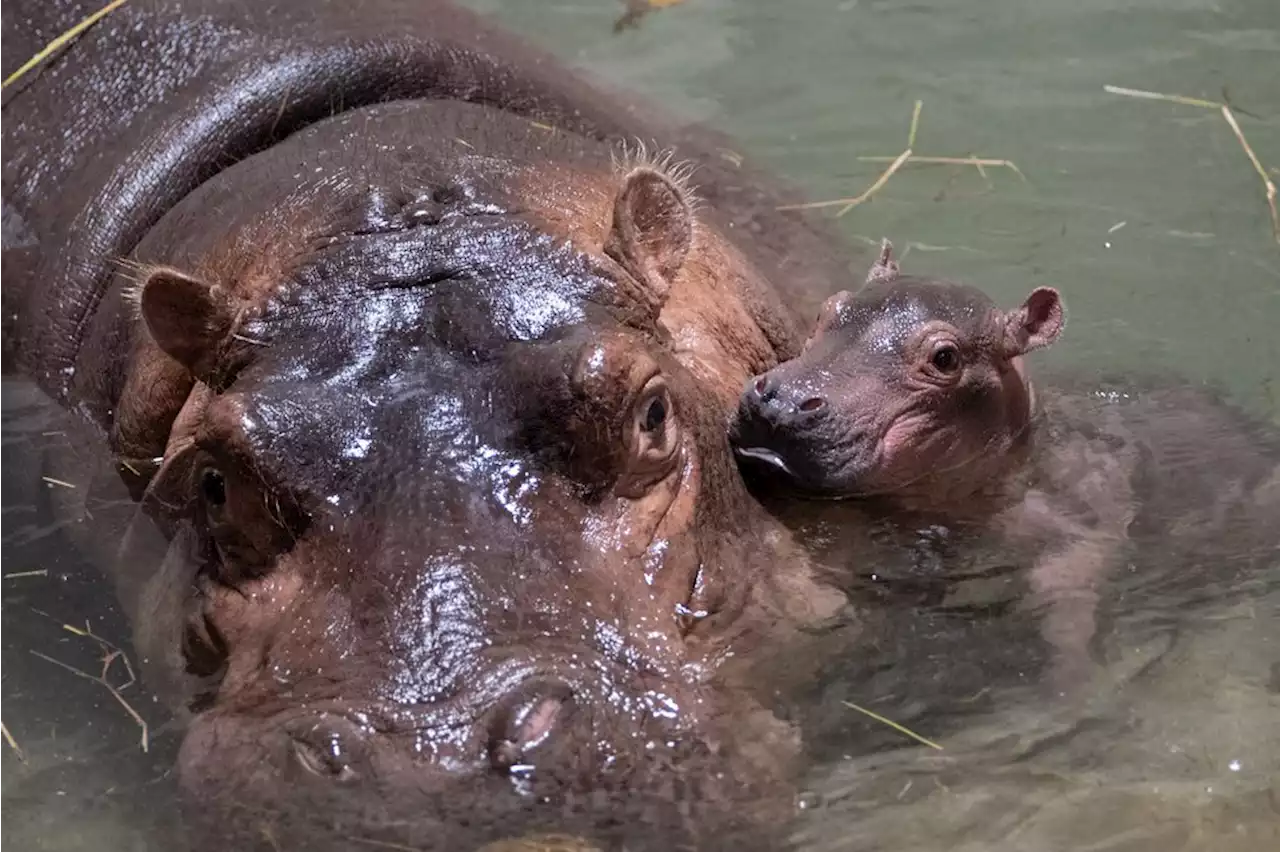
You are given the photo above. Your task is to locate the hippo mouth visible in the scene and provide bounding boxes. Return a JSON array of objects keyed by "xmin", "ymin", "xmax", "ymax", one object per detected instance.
[
  {"xmin": 731, "ymin": 446, "xmax": 797, "ymax": 478},
  {"xmin": 731, "ymin": 442, "xmax": 863, "ymax": 501}
]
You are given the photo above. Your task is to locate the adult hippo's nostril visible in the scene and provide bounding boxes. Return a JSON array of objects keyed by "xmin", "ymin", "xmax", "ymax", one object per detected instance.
[
  {"xmin": 488, "ymin": 680, "xmax": 576, "ymax": 773},
  {"xmin": 798, "ymin": 396, "xmax": 826, "ymax": 414},
  {"xmin": 286, "ymin": 712, "xmax": 369, "ymax": 782}
]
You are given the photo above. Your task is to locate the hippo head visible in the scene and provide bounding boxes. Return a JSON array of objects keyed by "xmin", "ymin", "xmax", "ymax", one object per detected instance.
[
  {"xmin": 731, "ymin": 240, "xmax": 1065, "ymax": 506},
  {"xmin": 106, "ymin": 104, "xmax": 828, "ymax": 846}
]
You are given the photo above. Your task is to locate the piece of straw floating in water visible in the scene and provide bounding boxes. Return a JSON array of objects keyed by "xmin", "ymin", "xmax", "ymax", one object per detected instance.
[
  {"xmin": 854, "ymin": 155, "xmax": 1026, "ymax": 182},
  {"xmin": 614, "ymin": 0, "xmax": 689, "ymax": 33},
  {"xmin": 778, "ymin": 100, "xmax": 1022, "ymax": 218},
  {"xmin": 1102, "ymin": 85, "xmax": 1222, "ymax": 110},
  {"xmin": 28, "ymin": 621, "xmax": 148, "ymax": 752},
  {"xmin": 2, "ymin": 0, "xmax": 131, "ymax": 90},
  {"xmin": 30, "ymin": 650, "xmax": 149, "ymax": 752},
  {"xmin": 4, "ymin": 569, "xmax": 49, "ymax": 580},
  {"xmin": 1104, "ymin": 84, "xmax": 1279, "ymax": 245},
  {"xmin": 842, "ymin": 700, "xmax": 944, "ymax": 750},
  {"xmin": 2, "ymin": 721, "xmax": 25, "ymax": 762}
]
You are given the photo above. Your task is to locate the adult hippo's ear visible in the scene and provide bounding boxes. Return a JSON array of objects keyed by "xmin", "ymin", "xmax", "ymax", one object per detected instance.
[
  {"xmin": 1002, "ymin": 286, "xmax": 1065, "ymax": 357},
  {"xmin": 604, "ymin": 166, "xmax": 694, "ymax": 301},
  {"xmin": 138, "ymin": 266, "xmax": 244, "ymax": 386},
  {"xmin": 112, "ymin": 265, "xmax": 247, "ymax": 461}
]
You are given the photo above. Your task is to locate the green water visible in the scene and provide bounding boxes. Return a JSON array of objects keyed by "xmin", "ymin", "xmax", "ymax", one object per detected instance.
[{"xmin": 467, "ymin": 0, "xmax": 1280, "ymax": 421}]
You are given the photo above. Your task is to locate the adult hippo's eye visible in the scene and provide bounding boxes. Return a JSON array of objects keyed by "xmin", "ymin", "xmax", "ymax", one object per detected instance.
[
  {"xmin": 642, "ymin": 395, "xmax": 667, "ymax": 433},
  {"xmin": 199, "ymin": 468, "xmax": 227, "ymax": 510},
  {"xmin": 194, "ymin": 461, "xmax": 300, "ymax": 583},
  {"xmin": 293, "ymin": 739, "xmax": 357, "ymax": 782},
  {"xmin": 615, "ymin": 375, "xmax": 682, "ymax": 497},
  {"xmin": 631, "ymin": 377, "xmax": 679, "ymax": 465},
  {"xmin": 198, "ymin": 467, "xmax": 229, "ymax": 530},
  {"xmin": 568, "ymin": 340, "xmax": 682, "ymax": 495}
]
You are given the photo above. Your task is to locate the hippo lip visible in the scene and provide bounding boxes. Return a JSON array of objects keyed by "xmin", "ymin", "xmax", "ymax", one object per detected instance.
[
  {"xmin": 732, "ymin": 446, "xmax": 862, "ymax": 501},
  {"xmin": 732, "ymin": 446, "xmax": 797, "ymax": 477}
]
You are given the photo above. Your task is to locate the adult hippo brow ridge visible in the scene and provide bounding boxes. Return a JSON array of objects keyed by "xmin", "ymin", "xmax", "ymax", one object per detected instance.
[{"xmin": 2, "ymin": 2, "xmax": 856, "ymax": 851}]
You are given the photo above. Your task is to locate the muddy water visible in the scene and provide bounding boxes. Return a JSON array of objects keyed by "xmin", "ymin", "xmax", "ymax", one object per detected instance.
[{"xmin": 4, "ymin": 0, "xmax": 1279, "ymax": 849}]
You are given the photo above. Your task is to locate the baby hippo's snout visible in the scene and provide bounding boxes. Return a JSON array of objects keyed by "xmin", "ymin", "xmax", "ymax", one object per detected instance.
[
  {"xmin": 746, "ymin": 373, "xmax": 829, "ymax": 422},
  {"xmin": 730, "ymin": 369, "xmax": 833, "ymax": 483}
]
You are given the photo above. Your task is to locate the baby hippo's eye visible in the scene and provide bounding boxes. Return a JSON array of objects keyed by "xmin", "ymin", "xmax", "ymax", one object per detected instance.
[{"xmin": 930, "ymin": 343, "xmax": 961, "ymax": 375}]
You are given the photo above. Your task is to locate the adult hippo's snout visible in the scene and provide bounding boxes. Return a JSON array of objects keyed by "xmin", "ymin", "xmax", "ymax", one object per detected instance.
[{"xmin": 177, "ymin": 651, "xmax": 651, "ymax": 798}]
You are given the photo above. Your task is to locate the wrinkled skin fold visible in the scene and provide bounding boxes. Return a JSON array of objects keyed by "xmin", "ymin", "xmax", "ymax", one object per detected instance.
[{"xmin": 2, "ymin": 3, "xmax": 856, "ymax": 849}]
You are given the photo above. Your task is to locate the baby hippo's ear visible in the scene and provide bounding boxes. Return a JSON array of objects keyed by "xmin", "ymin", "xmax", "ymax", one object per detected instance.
[
  {"xmin": 864, "ymin": 238, "xmax": 900, "ymax": 286},
  {"xmin": 1002, "ymin": 287, "xmax": 1065, "ymax": 357},
  {"xmin": 803, "ymin": 290, "xmax": 857, "ymax": 352},
  {"xmin": 139, "ymin": 266, "xmax": 241, "ymax": 382},
  {"xmin": 605, "ymin": 166, "xmax": 694, "ymax": 300}
]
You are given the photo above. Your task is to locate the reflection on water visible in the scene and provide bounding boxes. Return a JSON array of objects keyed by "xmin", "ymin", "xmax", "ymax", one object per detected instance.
[{"xmin": 5, "ymin": 0, "xmax": 1279, "ymax": 849}]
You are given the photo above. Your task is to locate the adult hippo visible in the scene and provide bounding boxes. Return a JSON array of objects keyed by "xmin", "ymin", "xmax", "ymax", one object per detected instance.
[{"xmin": 2, "ymin": 1, "xmax": 855, "ymax": 849}]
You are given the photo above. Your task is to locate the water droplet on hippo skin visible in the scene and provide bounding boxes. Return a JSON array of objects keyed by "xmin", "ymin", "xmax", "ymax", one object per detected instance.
[{"xmin": 796, "ymin": 791, "xmax": 823, "ymax": 811}]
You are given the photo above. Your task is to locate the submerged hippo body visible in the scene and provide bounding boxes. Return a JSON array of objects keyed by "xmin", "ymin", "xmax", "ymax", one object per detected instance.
[
  {"xmin": 732, "ymin": 241, "xmax": 1280, "ymax": 691},
  {"xmin": 3, "ymin": 2, "xmax": 855, "ymax": 848}
]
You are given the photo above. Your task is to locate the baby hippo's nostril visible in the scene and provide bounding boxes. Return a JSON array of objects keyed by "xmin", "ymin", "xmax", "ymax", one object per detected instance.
[
  {"xmin": 749, "ymin": 373, "xmax": 778, "ymax": 403},
  {"xmin": 798, "ymin": 396, "xmax": 826, "ymax": 414}
]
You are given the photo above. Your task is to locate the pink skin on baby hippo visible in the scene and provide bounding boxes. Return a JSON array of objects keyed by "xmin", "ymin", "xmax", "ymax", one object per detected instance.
[{"xmin": 729, "ymin": 240, "xmax": 1121, "ymax": 691}]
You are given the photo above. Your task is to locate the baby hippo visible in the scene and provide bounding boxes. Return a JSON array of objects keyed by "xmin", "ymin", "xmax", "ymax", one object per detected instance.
[
  {"xmin": 732, "ymin": 240, "xmax": 1064, "ymax": 504},
  {"xmin": 732, "ymin": 239, "xmax": 1121, "ymax": 690}
]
